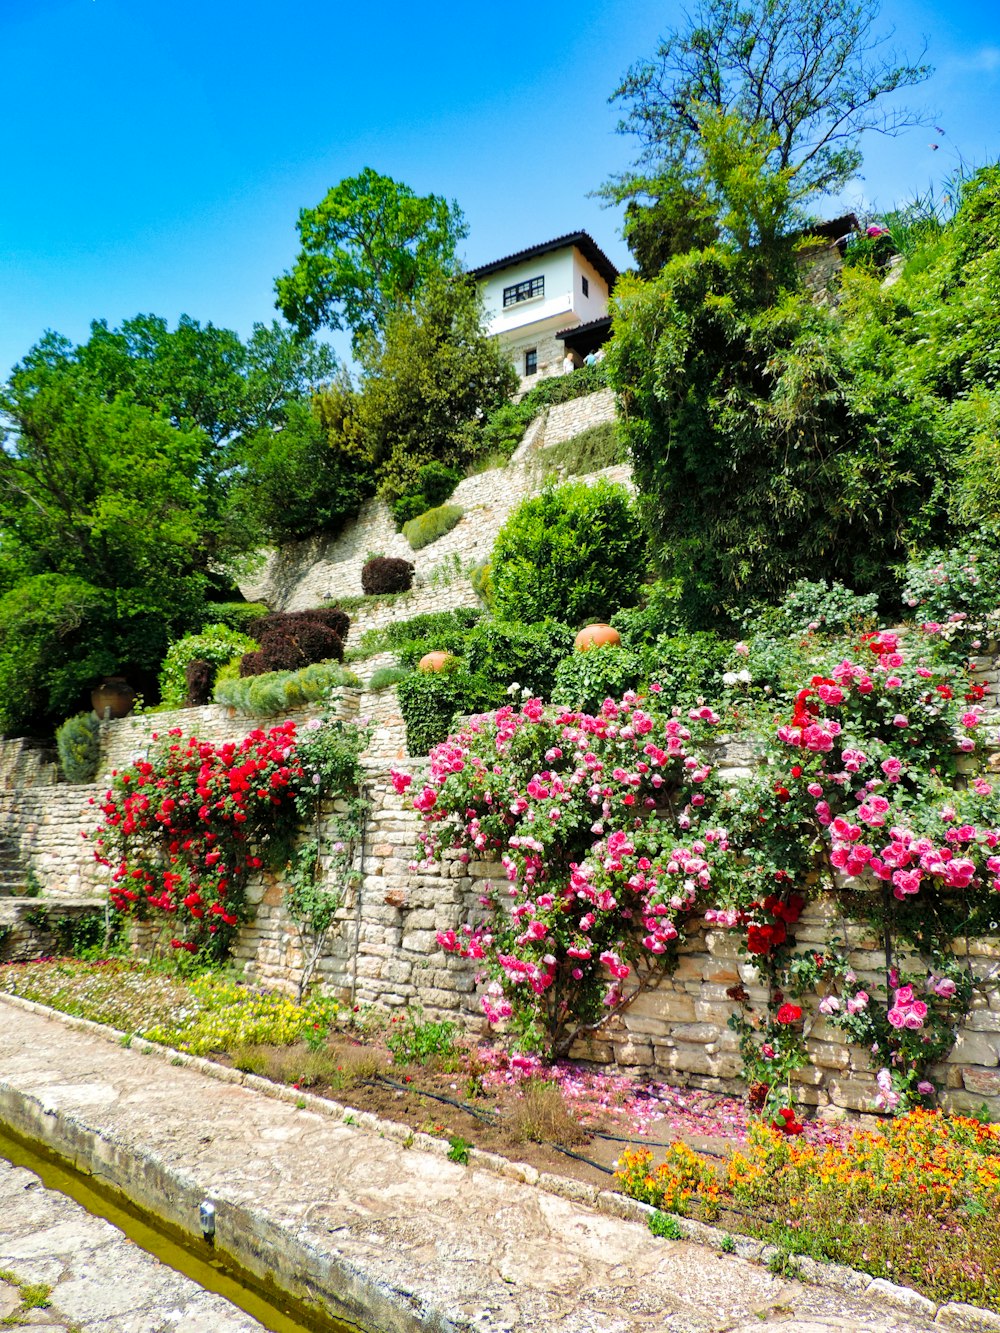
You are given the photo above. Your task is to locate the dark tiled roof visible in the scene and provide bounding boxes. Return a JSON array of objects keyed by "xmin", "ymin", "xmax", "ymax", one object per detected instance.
[
  {"xmin": 469, "ymin": 232, "xmax": 619, "ymax": 288},
  {"xmin": 796, "ymin": 213, "xmax": 860, "ymax": 243},
  {"xmin": 555, "ymin": 314, "xmax": 613, "ymax": 340}
]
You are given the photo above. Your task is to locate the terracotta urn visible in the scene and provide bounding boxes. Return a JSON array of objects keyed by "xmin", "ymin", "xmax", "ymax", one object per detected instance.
[
  {"xmin": 574, "ymin": 624, "xmax": 621, "ymax": 653},
  {"xmin": 91, "ymin": 676, "xmax": 136, "ymax": 720},
  {"xmin": 418, "ymin": 651, "xmax": 454, "ymax": 673}
]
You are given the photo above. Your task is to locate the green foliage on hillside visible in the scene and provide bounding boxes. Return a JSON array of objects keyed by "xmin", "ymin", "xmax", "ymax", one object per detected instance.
[
  {"xmin": 402, "ymin": 503, "xmax": 464, "ymax": 551},
  {"xmin": 490, "ymin": 479, "xmax": 647, "ymax": 626},
  {"xmin": 607, "ymin": 166, "xmax": 1000, "ymax": 619}
]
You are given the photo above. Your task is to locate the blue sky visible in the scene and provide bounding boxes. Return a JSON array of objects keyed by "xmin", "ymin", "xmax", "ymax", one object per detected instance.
[{"xmin": 2, "ymin": 0, "xmax": 999, "ymax": 378}]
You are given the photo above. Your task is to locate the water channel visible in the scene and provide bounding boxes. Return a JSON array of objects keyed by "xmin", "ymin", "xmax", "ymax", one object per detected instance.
[{"xmin": 0, "ymin": 1118, "xmax": 365, "ymax": 1333}]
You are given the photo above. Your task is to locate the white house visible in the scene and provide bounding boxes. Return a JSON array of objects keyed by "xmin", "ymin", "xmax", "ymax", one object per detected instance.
[{"xmin": 470, "ymin": 232, "xmax": 619, "ymax": 391}]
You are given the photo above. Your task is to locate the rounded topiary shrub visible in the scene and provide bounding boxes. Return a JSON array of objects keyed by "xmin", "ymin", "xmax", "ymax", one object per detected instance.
[
  {"xmin": 362, "ymin": 556, "xmax": 414, "ymax": 595},
  {"xmin": 402, "ymin": 503, "xmax": 464, "ymax": 552},
  {"xmin": 490, "ymin": 479, "xmax": 647, "ymax": 626},
  {"xmin": 56, "ymin": 710, "xmax": 101, "ymax": 784}
]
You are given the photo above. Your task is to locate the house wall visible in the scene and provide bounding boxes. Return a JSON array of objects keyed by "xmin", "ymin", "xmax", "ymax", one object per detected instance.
[{"xmin": 480, "ymin": 249, "xmax": 577, "ymax": 336}]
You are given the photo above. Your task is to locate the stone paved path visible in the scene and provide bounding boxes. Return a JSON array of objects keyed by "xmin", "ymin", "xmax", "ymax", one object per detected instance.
[
  {"xmin": 0, "ymin": 1157, "xmax": 262, "ymax": 1331},
  {"xmin": 0, "ymin": 997, "xmax": 997, "ymax": 1333}
]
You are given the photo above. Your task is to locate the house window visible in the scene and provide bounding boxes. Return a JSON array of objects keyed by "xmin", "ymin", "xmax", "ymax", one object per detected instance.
[
  {"xmin": 503, "ymin": 275, "xmax": 544, "ymax": 307},
  {"xmin": 524, "ymin": 348, "xmax": 537, "ymax": 376},
  {"xmin": 581, "ymin": 275, "xmax": 589, "ymax": 297}
]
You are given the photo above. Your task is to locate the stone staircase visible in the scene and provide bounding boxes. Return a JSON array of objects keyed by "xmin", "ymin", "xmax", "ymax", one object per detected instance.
[{"xmin": 0, "ymin": 833, "xmax": 30, "ymax": 897}]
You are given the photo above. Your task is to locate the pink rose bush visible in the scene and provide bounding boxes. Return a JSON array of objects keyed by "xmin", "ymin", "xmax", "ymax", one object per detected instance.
[
  {"xmin": 404, "ymin": 617, "xmax": 1000, "ymax": 1110},
  {"xmin": 412, "ymin": 694, "xmax": 722, "ymax": 1055}
]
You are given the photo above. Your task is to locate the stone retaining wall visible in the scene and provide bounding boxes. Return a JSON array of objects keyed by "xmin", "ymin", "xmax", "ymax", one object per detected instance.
[
  {"xmin": 4, "ymin": 689, "xmax": 1000, "ymax": 1122},
  {"xmin": 238, "ymin": 389, "xmax": 627, "ymax": 614}
]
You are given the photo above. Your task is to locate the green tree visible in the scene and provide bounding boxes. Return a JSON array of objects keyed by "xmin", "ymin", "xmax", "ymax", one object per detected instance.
[
  {"xmin": 356, "ymin": 272, "xmax": 516, "ymax": 503},
  {"xmin": 605, "ymin": 0, "xmax": 931, "ymax": 265},
  {"xmin": 0, "ymin": 386, "xmax": 213, "ymax": 731},
  {"xmin": 223, "ymin": 375, "xmax": 375, "ymax": 546},
  {"xmin": 275, "ymin": 169, "xmax": 468, "ymax": 349},
  {"xmin": 606, "ymin": 241, "xmax": 959, "ymax": 619},
  {"xmin": 18, "ymin": 315, "xmax": 335, "ymax": 448}
]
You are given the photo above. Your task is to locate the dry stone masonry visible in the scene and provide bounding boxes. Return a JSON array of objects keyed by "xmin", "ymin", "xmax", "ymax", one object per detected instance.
[{"xmin": 1, "ymin": 389, "xmax": 999, "ymax": 1122}]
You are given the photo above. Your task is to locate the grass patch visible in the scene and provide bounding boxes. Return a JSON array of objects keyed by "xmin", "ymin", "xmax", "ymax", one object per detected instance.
[
  {"xmin": 539, "ymin": 421, "xmax": 623, "ymax": 476},
  {"xmin": 232, "ymin": 1041, "xmax": 384, "ymax": 1090},
  {"xmin": 504, "ymin": 1079, "xmax": 589, "ymax": 1147}
]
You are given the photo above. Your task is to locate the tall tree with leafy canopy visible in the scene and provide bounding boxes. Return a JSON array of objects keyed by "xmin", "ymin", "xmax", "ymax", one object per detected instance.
[
  {"xmin": 0, "ymin": 313, "xmax": 335, "ymax": 732},
  {"xmin": 604, "ymin": 0, "xmax": 932, "ymax": 267},
  {"xmin": 355, "ymin": 271, "xmax": 516, "ymax": 503},
  {"xmin": 274, "ymin": 169, "xmax": 468, "ymax": 350}
]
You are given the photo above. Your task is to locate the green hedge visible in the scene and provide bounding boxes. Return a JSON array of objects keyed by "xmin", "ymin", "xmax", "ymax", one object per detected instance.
[
  {"xmin": 397, "ymin": 664, "xmax": 503, "ymax": 755},
  {"xmin": 214, "ymin": 662, "xmax": 360, "ymax": 716},
  {"xmin": 491, "ymin": 479, "xmax": 647, "ymax": 626},
  {"xmin": 402, "ymin": 503, "xmax": 464, "ymax": 551}
]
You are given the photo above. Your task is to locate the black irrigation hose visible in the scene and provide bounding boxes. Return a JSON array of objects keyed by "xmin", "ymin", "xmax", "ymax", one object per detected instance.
[
  {"xmin": 373, "ymin": 1074, "xmax": 499, "ymax": 1124},
  {"xmin": 370, "ymin": 1074, "xmax": 614, "ymax": 1174},
  {"xmin": 545, "ymin": 1142, "xmax": 615, "ymax": 1174}
]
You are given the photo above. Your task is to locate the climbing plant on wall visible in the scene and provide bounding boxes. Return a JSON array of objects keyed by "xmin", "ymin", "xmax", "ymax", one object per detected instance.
[{"xmin": 403, "ymin": 610, "xmax": 1000, "ymax": 1123}]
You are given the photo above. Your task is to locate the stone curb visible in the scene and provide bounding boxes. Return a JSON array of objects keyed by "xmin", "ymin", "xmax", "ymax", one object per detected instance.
[{"xmin": 2, "ymin": 990, "xmax": 999, "ymax": 1333}]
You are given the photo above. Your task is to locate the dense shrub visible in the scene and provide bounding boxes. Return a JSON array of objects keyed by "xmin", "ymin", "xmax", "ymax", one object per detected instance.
[
  {"xmin": 215, "ymin": 662, "xmax": 360, "ymax": 715},
  {"xmin": 351, "ymin": 607, "xmax": 481, "ymax": 662},
  {"xmin": 644, "ymin": 632, "xmax": 732, "ymax": 704},
  {"xmin": 159, "ymin": 624, "xmax": 259, "ymax": 707},
  {"xmin": 247, "ymin": 607, "xmax": 350, "ymax": 643},
  {"xmin": 184, "ymin": 659, "xmax": 213, "ymax": 706},
  {"xmin": 361, "ymin": 556, "xmax": 414, "ymax": 594},
  {"xmin": 491, "ymin": 479, "xmax": 647, "ymax": 626},
  {"xmin": 238, "ymin": 608, "xmax": 349, "ymax": 678},
  {"xmin": 540, "ymin": 421, "xmax": 623, "ymax": 476},
  {"xmin": 610, "ymin": 580, "xmax": 686, "ymax": 646},
  {"xmin": 749, "ymin": 579, "xmax": 880, "ymax": 640},
  {"xmin": 198, "ymin": 603, "xmax": 269, "ymax": 633},
  {"xmin": 223, "ymin": 387, "xmax": 374, "ymax": 545},
  {"xmin": 391, "ymin": 462, "xmax": 463, "ymax": 528},
  {"xmin": 551, "ymin": 645, "xmax": 646, "ymax": 713},
  {"xmin": 397, "ymin": 664, "xmax": 501, "ymax": 755},
  {"xmin": 402, "ymin": 503, "xmax": 464, "ymax": 551},
  {"xmin": 367, "ymin": 665, "xmax": 410, "ymax": 692},
  {"xmin": 899, "ymin": 544, "xmax": 1000, "ymax": 624},
  {"xmin": 463, "ymin": 619, "xmax": 575, "ymax": 700},
  {"xmin": 55, "ymin": 711, "xmax": 101, "ymax": 784},
  {"xmin": 469, "ymin": 561, "xmax": 493, "ymax": 607},
  {"xmin": 241, "ymin": 622, "xmax": 344, "ymax": 677}
]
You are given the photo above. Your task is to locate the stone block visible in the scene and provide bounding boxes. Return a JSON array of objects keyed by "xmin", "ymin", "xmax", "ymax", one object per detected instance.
[
  {"xmin": 946, "ymin": 1032, "xmax": 1000, "ymax": 1067},
  {"xmin": 961, "ymin": 1066, "xmax": 1000, "ymax": 1096}
]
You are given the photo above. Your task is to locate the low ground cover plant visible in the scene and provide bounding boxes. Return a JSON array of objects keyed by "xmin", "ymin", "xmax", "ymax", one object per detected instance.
[{"xmin": 616, "ymin": 1110, "xmax": 1000, "ymax": 1311}]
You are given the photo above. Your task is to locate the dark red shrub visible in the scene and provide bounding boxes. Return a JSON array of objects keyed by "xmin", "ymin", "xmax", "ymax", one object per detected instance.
[
  {"xmin": 362, "ymin": 556, "xmax": 414, "ymax": 595},
  {"xmin": 184, "ymin": 659, "xmax": 213, "ymax": 707},
  {"xmin": 247, "ymin": 607, "xmax": 350, "ymax": 644},
  {"xmin": 239, "ymin": 651, "xmax": 267, "ymax": 678}
]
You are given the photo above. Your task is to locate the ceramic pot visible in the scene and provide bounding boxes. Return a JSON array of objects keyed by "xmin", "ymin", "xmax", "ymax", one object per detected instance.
[
  {"xmin": 574, "ymin": 624, "xmax": 621, "ymax": 652},
  {"xmin": 417, "ymin": 651, "xmax": 454, "ymax": 673},
  {"xmin": 91, "ymin": 676, "xmax": 135, "ymax": 720}
]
